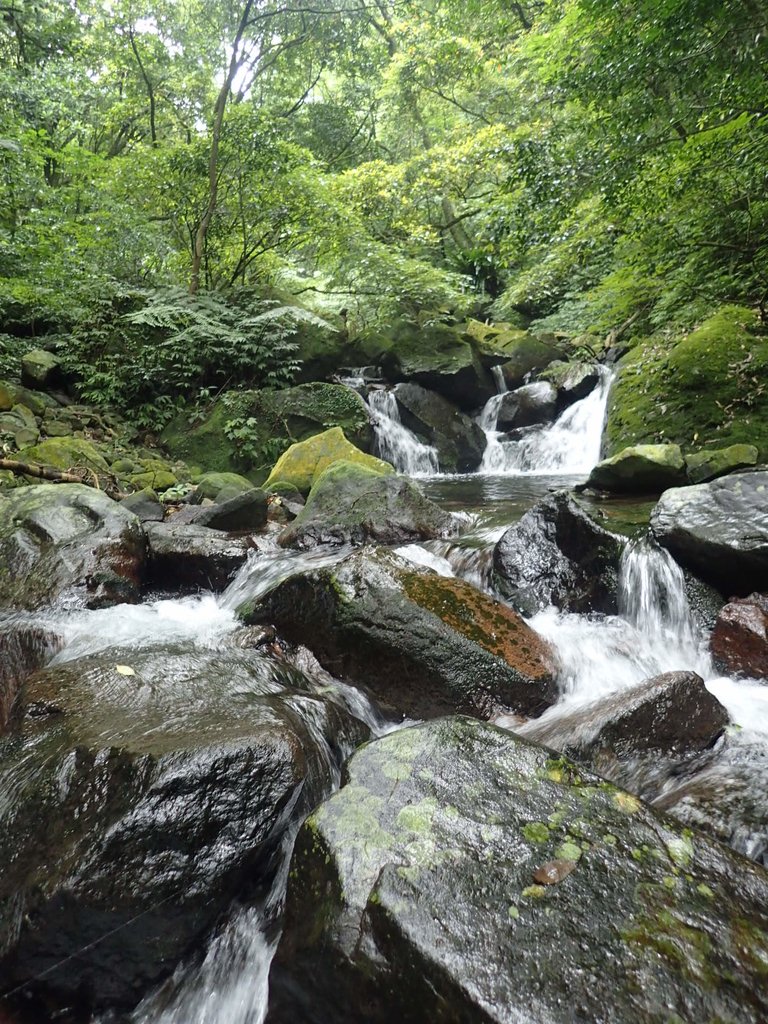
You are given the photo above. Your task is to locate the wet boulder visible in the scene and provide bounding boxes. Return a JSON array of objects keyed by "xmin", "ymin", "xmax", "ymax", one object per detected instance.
[
  {"xmin": 520, "ymin": 671, "xmax": 729, "ymax": 778},
  {"xmin": 269, "ymin": 716, "xmax": 768, "ymax": 1024},
  {"xmin": 242, "ymin": 547, "xmax": 559, "ymax": 719},
  {"xmin": 393, "ymin": 383, "xmax": 486, "ymax": 473},
  {"xmin": 119, "ymin": 488, "xmax": 165, "ymax": 523},
  {"xmin": 494, "ymin": 381, "xmax": 558, "ymax": 431},
  {"xmin": 492, "ymin": 491, "xmax": 626, "ymax": 615},
  {"xmin": 387, "ymin": 323, "xmax": 497, "ymax": 410},
  {"xmin": 710, "ymin": 593, "xmax": 768, "ymax": 678},
  {"xmin": 539, "ymin": 360, "xmax": 602, "ymax": 411},
  {"xmin": 265, "ymin": 427, "xmax": 393, "ymax": 496},
  {"xmin": 0, "ymin": 484, "xmax": 145, "ymax": 611},
  {"xmin": 0, "ymin": 621, "xmax": 61, "ymax": 732},
  {"xmin": 174, "ymin": 487, "xmax": 268, "ymax": 533},
  {"xmin": 144, "ymin": 522, "xmax": 250, "ymax": 592},
  {"xmin": 685, "ymin": 444, "xmax": 759, "ymax": 485},
  {"xmin": 585, "ymin": 443, "xmax": 687, "ymax": 494},
  {"xmin": 650, "ymin": 470, "xmax": 768, "ymax": 595},
  {"xmin": 0, "ymin": 644, "xmax": 369, "ymax": 1013},
  {"xmin": 279, "ymin": 462, "xmax": 456, "ymax": 550}
]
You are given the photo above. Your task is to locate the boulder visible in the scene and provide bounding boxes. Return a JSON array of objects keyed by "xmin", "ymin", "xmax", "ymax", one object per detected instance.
[
  {"xmin": 161, "ymin": 383, "xmax": 372, "ymax": 482},
  {"xmin": 494, "ymin": 381, "xmax": 558, "ymax": 431},
  {"xmin": 710, "ymin": 593, "xmax": 768, "ymax": 678},
  {"xmin": 492, "ymin": 492, "xmax": 626, "ymax": 615},
  {"xmin": 384, "ymin": 323, "xmax": 496, "ymax": 410},
  {"xmin": 585, "ymin": 443, "xmax": 687, "ymax": 494},
  {"xmin": 265, "ymin": 427, "xmax": 393, "ymax": 496},
  {"xmin": 144, "ymin": 523, "xmax": 249, "ymax": 592},
  {"xmin": 279, "ymin": 462, "xmax": 455, "ymax": 549},
  {"xmin": 0, "ymin": 381, "xmax": 55, "ymax": 417},
  {"xmin": 685, "ymin": 444, "xmax": 759, "ymax": 485},
  {"xmin": 604, "ymin": 306, "xmax": 768, "ymax": 460},
  {"xmin": 18, "ymin": 437, "xmax": 110, "ymax": 475},
  {"xmin": 194, "ymin": 471, "xmax": 255, "ymax": 502},
  {"xmin": 119, "ymin": 488, "xmax": 164, "ymax": 523},
  {"xmin": 0, "ymin": 622, "xmax": 61, "ymax": 732},
  {"xmin": 471, "ymin": 326, "xmax": 567, "ymax": 389},
  {"xmin": 539, "ymin": 360, "xmax": 602, "ymax": 410},
  {"xmin": 20, "ymin": 349, "xmax": 65, "ymax": 391},
  {"xmin": 241, "ymin": 547, "xmax": 559, "ymax": 719},
  {"xmin": 392, "ymin": 383, "xmax": 486, "ymax": 473},
  {"xmin": 184, "ymin": 488, "xmax": 268, "ymax": 533},
  {"xmin": 269, "ymin": 717, "xmax": 768, "ymax": 1024},
  {"xmin": 0, "ymin": 645, "xmax": 368, "ymax": 1013},
  {"xmin": 520, "ymin": 671, "xmax": 729, "ymax": 774},
  {"xmin": 650, "ymin": 470, "xmax": 768, "ymax": 595},
  {"xmin": 0, "ymin": 485, "xmax": 145, "ymax": 611}
]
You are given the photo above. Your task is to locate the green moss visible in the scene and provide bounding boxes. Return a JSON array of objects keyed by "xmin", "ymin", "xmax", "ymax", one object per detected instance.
[
  {"xmin": 606, "ymin": 306, "xmax": 768, "ymax": 459},
  {"xmin": 266, "ymin": 430, "xmax": 392, "ymax": 495},
  {"xmin": 523, "ymin": 822, "xmax": 551, "ymax": 844},
  {"xmin": 20, "ymin": 437, "xmax": 110, "ymax": 474}
]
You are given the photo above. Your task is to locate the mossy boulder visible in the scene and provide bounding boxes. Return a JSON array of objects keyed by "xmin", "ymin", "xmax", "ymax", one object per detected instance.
[
  {"xmin": 195, "ymin": 471, "xmax": 255, "ymax": 501},
  {"xmin": 0, "ymin": 484, "xmax": 145, "ymax": 610},
  {"xmin": 381, "ymin": 322, "xmax": 496, "ymax": 410},
  {"xmin": 20, "ymin": 349, "xmax": 64, "ymax": 391},
  {"xmin": 539, "ymin": 359, "xmax": 603, "ymax": 410},
  {"xmin": 585, "ymin": 444, "xmax": 687, "ymax": 494},
  {"xmin": 605, "ymin": 306, "xmax": 768, "ymax": 459},
  {"xmin": 19, "ymin": 437, "xmax": 111, "ymax": 475},
  {"xmin": 685, "ymin": 444, "xmax": 759, "ymax": 485},
  {"xmin": 161, "ymin": 383, "xmax": 372, "ymax": 483},
  {"xmin": 128, "ymin": 469, "xmax": 178, "ymax": 492},
  {"xmin": 265, "ymin": 427, "xmax": 393, "ymax": 496},
  {"xmin": 240, "ymin": 547, "xmax": 559, "ymax": 719},
  {"xmin": 270, "ymin": 717, "xmax": 768, "ymax": 1024},
  {"xmin": 0, "ymin": 380, "xmax": 56, "ymax": 417},
  {"xmin": 279, "ymin": 461, "xmax": 455, "ymax": 549}
]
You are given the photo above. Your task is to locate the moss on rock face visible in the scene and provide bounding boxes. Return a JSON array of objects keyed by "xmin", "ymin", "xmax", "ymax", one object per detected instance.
[
  {"xmin": 605, "ymin": 306, "xmax": 768, "ymax": 459},
  {"xmin": 19, "ymin": 437, "xmax": 110, "ymax": 474},
  {"xmin": 586, "ymin": 444, "xmax": 687, "ymax": 494},
  {"xmin": 266, "ymin": 428, "xmax": 392, "ymax": 496},
  {"xmin": 161, "ymin": 383, "xmax": 372, "ymax": 483},
  {"xmin": 685, "ymin": 444, "xmax": 758, "ymax": 485}
]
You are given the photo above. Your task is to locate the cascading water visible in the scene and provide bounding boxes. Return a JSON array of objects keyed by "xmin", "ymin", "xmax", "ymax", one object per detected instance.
[
  {"xmin": 479, "ymin": 367, "xmax": 613, "ymax": 475},
  {"xmin": 367, "ymin": 389, "xmax": 439, "ymax": 476}
]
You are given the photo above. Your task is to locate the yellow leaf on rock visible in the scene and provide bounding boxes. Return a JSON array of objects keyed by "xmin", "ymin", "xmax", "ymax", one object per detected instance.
[{"xmin": 115, "ymin": 665, "xmax": 136, "ymax": 676}]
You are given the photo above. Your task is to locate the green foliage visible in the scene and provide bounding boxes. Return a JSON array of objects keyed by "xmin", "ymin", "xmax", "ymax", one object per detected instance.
[{"xmin": 65, "ymin": 289, "xmax": 323, "ymax": 428}]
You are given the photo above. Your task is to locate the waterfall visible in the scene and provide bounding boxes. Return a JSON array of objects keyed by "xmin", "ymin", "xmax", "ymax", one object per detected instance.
[
  {"xmin": 618, "ymin": 535, "xmax": 701, "ymax": 662},
  {"xmin": 367, "ymin": 389, "xmax": 439, "ymax": 476},
  {"xmin": 478, "ymin": 367, "xmax": 612, "ymax": 475}
]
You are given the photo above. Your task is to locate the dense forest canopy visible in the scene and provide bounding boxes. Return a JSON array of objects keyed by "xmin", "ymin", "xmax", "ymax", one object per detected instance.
[{"xmin": 1, "ymin": 0, "xmax": 766, "ymax": 423}]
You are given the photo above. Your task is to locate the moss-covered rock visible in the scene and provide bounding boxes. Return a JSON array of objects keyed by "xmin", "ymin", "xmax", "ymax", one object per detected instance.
[
  {"xmin": 20, "ymin": 349, "xmax": 64, "ymax": 391},
  {"xmin": 265, "ymin": 427, "xmax": 392, "ymax": 496},
  {"xmin": 195, "ymin": 471, "xmax": 255, "ymax": 501},
  {"xmin": 279, "ymin": 461, "xmax": 455, "ymax": 548},
  {"xmin": 19, "ymin": 437, "xmax": 110, "ymax": 475},
  {"xmin": 161, "ymin": 383, "xmax": 372, "ymax": 483},
  {"xmin": 586, "ymin": 444, "xmax": 687, "ymax": 494},
  {"xmin": 241, "ymin": 547, "xmax": 558, "ymax": 719},
  {"xmin": 271, "ymin": 717, "xmax": 768, "ymax": 1024},
  {"xmin": 685, "ymin": 444, "xmax": 759, "ymax": 485},
  {"xmin": 0, "ymin": 380, "xmax": 56, "ymax": 416},
  {"xmin": 381, "ymin": 322, "xmax": 496, "ymax": 410},
  {"xmin": 605, "ymin": 306, "xmax": 768, "ymax": 459}
]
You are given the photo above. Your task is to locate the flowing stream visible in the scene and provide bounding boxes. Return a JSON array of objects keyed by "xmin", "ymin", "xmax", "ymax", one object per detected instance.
[
  {"xmin": 479, "ymin": 367, "xmax": 613, "ymax": 475},
  {"xmin": 4, "ymin": 362, "xmax": 768, "ymax": 1023}
]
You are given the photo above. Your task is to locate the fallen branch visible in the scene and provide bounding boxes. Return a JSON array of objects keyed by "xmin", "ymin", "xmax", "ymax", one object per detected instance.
[{"xmin": 0, "ymin": 459, "xmax": 126, "ymax": 500}]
